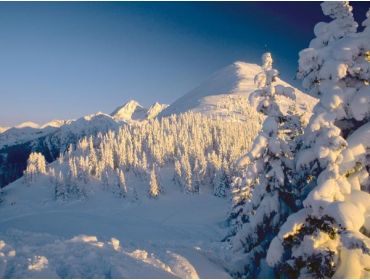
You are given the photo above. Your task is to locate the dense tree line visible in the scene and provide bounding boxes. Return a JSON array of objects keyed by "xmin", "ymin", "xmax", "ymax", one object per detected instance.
[{"xmin": 24, "ymin": 111, "xmax": 262, "ymax": 200}]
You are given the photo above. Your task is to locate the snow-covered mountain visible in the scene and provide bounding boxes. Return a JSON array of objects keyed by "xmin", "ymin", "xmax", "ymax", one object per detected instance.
[
  {"xmin": 159, "ymin": 61, "xmax": 317, "ymax": 120},
  {"xmin": 111, "ymin": 100, "xmax": 168, "ymax": 122}
]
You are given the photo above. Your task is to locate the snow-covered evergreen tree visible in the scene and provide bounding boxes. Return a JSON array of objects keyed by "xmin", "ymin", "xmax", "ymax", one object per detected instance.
[
  {"xmin": 181, "ymin": 153, "xmax": 193, "ymax": 193},
  {"xmin": 266, "ymin": 3, "xmax": 370, "ymax": 278},
  {"xmin": 224, "ymin": 52, "xmax": 302, "ymax": 277},
  {"xmin": 54, "ymin": 171, "xmax": 66, "ymax": 200},
  {"xmin": 24, "ymin": 152, "xmax": 47, "ymax": 184},
  {"xmin": 149, "ymin": 165, "xmax": 160, "ymax": 198},
  {"xmin": 117, "ymin": 169, "xmax": 127, "ymax": 197},
  {"xmin": 214, "ymin": 170, "xmax": 228, "ymax": 197},
  {"xmin": 173, "ymin": 159, "xmax": 182, "ymax": 186}
]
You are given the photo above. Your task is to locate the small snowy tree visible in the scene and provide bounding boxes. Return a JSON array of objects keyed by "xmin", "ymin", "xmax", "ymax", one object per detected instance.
[
  {"xmin": 117, "ymin": 169, "xmax": 127, "ymax": 197},
  {"xmin": 181, "ymin": 154, "xmax": 193, "ymax": 193},
  {"xmin": 224, "ymin": 52, "xmax": 302, "ymax": 278},
  {"xmin": 148, "ymin": 165, "xmax": 160, "ymax": 198},
  {"xmin": 214, "ymin": 160, "xmax": 231, "ymax": 197},
  {"xmin": 214, "ymin": 170, "xmax": 228, "ymax": 197},
  {"xmin": 173, "ymin": 159, "xmax": 182, "ymax": 186},
  {"xmin": 54, "ymin": 171, "xmax": 67, "ymax": 200}
]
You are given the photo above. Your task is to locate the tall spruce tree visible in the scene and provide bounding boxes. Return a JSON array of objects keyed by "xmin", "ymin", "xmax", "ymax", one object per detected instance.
[{"xmin": 224, "ymin": 52, "xmax": 302, "ymax": 277}]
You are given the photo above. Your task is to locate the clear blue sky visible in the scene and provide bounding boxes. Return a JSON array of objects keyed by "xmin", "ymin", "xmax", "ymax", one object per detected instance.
[{"xmin": 0, "ymin": 2, "xmax": 368, "ymax": 126}]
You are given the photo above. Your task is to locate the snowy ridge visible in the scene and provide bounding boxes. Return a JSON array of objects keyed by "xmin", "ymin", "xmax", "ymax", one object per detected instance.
[
  {"xmin": 0, "ymin": 120, "xmax": 70, "ymax": 144},
  {"xmin": 160, "ymin": 61, "xmax": 317, "ymax": 119},
  {"xmin": 0, "ymin": 127, "xmax": 9, "ymax": 134},
  {"xmin": 15, "ymin": 122, "xmax": 40, "ymax": 129},
  {"xmin": 41, "ymin": 119, "xmax": 71, "ymax": 129},
  {"xmin": 0, "ymin": 126, "xmax": 58, "ymax": 149},
  {"xmin": 0, "ymin": 113, "xmax": 119, "ymax": 150}
]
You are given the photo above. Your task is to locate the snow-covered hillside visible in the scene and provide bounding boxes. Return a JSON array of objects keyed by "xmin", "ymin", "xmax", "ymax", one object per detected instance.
[
  {"xmin": 159, "ymin": 61, "xmax": 317, "ymax": 120},
  {"xmin": 0, "ymin": 165, "xmax": 231, "ymax": 278}
]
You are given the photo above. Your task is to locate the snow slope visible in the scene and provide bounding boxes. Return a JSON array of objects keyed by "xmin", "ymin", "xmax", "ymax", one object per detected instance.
[
  {"xmin": 147, "ymin": 102, "xmax": 169, "ymax": 120},
  {"xmin": 0, "ymin": 175, "xmax": 231, "ymax": 278},
  {"xmin": 159, "ymin": 61, "xmax": 317, "ymax": 120}
]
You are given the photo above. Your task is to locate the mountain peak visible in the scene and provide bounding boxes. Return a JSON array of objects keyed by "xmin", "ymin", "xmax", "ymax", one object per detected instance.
[
  {"xmin": 111, "ymin": 100, "xmax": 168, "ymax": 122},
  {"xmin": 111, "ymin": 100, "xmax": 146, "ymax": 121},
  {"xmin": 159, "ymin": 60, "xmax": 317, "ymax": 118}
]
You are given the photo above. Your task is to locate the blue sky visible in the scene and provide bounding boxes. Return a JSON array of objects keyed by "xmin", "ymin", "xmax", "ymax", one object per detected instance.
[{"xmin": 0, "ymin": 2, "xmax": 368, "ymax": 126}]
